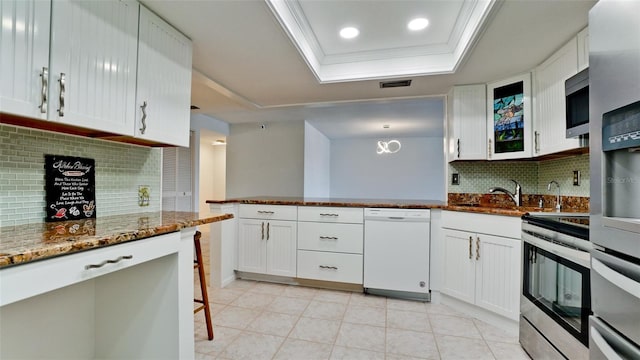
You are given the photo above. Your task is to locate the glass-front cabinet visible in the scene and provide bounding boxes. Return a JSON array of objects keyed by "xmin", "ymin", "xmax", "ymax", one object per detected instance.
[{"xmin": 487, "ymin": 73, "xmax": 533, "ymax": 160}]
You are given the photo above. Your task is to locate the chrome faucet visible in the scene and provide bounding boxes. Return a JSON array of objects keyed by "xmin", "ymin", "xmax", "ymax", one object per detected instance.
[
  {"xmin": 548, "ymin": 180, "xmax": 561, "ymax": 212},
  {"xmin": 489, "ymin": 179, "xmax": 522, "ymax": 207}
]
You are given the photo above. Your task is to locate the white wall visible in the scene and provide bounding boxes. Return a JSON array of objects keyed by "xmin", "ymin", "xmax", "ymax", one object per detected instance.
[
  {"xmin": 329, "ymin": 137, "xmax": 446, "ymax": 200},
  {"xmin": 226, "ymin": 121, "xmax": 305, "ymax": 198},
  {"xmin": 190, "ymin": 114, "xmax": 229, "ymax": 213},
  {"xmin": 198, "ymin": 139, "xmax": 226, "ymax": 214},
  {"xmin": 303, "ymin": 122, "xmax": 331, "ymax": 198},
  {"xmin": 190, "ymin": 113, "xmax": 230, "ymax": 135}
]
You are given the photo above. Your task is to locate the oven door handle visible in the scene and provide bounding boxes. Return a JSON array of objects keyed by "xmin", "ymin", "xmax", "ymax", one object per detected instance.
[
  {"xmin": 591, "ymin": 324, "xmax": 625, "ymax": 360},
  {"xmin": 521, "ymin": 231, "xmax": 590, "ymax": 268},
  {"xmin": 592, "ymin": 258, "xmax": 640, "ymax": 299}
]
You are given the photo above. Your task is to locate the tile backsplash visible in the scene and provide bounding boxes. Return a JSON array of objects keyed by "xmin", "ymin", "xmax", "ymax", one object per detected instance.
[
  {"xmin": 448, "ymin": 161, "xmax": 538, "ymax": 195},
  {"xmin": 448, "ymin": 154, "xmax": 590, "ymax": 197},
  {"xmin": 0, "ymin": 125, "xmax": 161, "ymax": 227}
]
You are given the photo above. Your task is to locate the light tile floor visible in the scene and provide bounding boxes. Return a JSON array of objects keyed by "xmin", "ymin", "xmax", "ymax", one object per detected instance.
[
  {"xmin": 194, "ymin": 229, "xmax": 530, "ymax": 360},
  {"xmin": 193, "ymin": 279, "xmax": 530, "ymax": 360}
]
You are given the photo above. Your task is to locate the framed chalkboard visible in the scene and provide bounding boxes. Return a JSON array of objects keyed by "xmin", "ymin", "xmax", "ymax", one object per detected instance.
[{"xmin": 45, "ymin": 155, "xmax": 96, "ymax": 222}]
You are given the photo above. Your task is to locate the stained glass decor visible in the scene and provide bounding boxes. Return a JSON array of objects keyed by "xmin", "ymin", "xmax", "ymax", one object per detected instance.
[{"xmin": 493, "ymin": 81, "xmax": 525, "ymax": 153}]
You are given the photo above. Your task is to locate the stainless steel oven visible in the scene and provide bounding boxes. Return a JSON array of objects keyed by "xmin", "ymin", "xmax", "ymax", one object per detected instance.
[{"xmin": 520, "ymin": 213, "xmax": 591, "ymax": 360}]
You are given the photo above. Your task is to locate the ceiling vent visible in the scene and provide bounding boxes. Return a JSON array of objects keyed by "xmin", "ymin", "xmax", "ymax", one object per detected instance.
[
  {"xmin": 190, "ymin": 105, "xmax": 200, "ymax": 110},
  {"xmin": 379, "ymin": 80, "xmax": 412, "ymax": 89}
]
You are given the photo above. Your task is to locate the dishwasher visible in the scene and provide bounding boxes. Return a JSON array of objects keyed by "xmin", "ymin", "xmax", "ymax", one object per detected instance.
[{"xmin": 363, "ymin": 208, "xmax": 430, "ymax": 300}]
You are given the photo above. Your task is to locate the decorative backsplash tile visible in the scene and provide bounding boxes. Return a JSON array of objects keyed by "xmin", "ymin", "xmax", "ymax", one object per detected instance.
[
  {"xmin": 448, "ymin": 154, "xmax": 590, "ymax": 198},
  {"xmin": 448, "ymin": 161, "xmax": 538, "ymax": 194},
  {"xmin": 537, "ymin": 155, "xmax": 589, "ymax": 197},
  {"xmin": 0, "ymin": 125, "xmax": 161, "ymax": 227}
]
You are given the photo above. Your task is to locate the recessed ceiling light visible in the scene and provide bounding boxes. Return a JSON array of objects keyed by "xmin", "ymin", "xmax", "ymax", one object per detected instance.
[
  {"xmin": 383, "ymin": 124, "xmax": 390, "ymax": 129},
  {"xmin": 408, "ymin": 18, "xmax": 429, "ymax": 31},
  {"xmin": 339, "ymin": 27, "xmax": 359, "ymax": 39}
]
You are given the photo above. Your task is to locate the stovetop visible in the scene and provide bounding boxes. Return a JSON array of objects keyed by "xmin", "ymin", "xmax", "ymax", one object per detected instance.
[{"xmin": 522, "ymin": 213, "xmax": 589, "ymax": 240}]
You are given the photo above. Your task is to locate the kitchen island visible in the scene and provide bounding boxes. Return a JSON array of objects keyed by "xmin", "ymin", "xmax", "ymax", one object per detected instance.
[
  {"xmin": 206, "ymin": 196, "xmax": 560, "ymax": 217},
  {"xmin": 205, "ymin": 197, "xmax": 543, "ymax": 289},
  {"xmin": 0, "ymin": 211, "xmax": 233, "ymax": 360}
]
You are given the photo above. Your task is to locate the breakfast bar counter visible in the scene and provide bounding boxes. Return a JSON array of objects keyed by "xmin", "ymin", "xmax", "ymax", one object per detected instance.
[{"xmin": 0, "ymin": 211, "xmax": 233, "ymax": 268}]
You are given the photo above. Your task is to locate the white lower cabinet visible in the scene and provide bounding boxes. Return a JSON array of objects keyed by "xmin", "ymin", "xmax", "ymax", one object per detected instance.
[
  {"xmin": 297, "ymin": 250, "xmax": 363, "ymax": 284},
  {"xmin": 237, "ymin": 218, "xmax": 297, "ymax": 277},
  {"xmin": 440, "ymin": 212, "xmax": 522, "ymax": 321},
  {"xmin": 296, "ymin": 207, "xmax": 364, "ymax": 284},
  {"xmin": 0, "ymin": 229, "xmax": 196, "ymax": 359}
]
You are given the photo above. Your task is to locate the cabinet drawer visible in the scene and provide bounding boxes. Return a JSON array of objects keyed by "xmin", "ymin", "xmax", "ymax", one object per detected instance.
[
  {"xmin": 297, "ymin": 222, "xmax": 363, "ymax": 254},
  {"xmin": 297, "ymin": 250, "xmax": 363, "ymax": 284},
  {"xmin": 0, "ymin": 233, "xmax": 180, "ymax": 307},
  {"xmin": 239, "ymin": 205, "xmax": 297, "ymax": 221},
  {"xmin": 441, "ymin": 210, "xmax": 521, "ymax": 239},
  {"xmin": 297, "ymin": 206, "xmax": 363, "ymax": 224}
]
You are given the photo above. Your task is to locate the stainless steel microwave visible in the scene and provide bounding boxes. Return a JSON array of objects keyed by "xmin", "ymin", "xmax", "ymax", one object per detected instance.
[{"xmin": 565, "ymin": 68, "xmax": 589, "ymax": 138}]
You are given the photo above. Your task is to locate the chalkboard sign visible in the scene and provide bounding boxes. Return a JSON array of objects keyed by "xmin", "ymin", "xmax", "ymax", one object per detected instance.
[{"xmin": 45, "ymin": 155, "xmax": 96, "ymax": 222}]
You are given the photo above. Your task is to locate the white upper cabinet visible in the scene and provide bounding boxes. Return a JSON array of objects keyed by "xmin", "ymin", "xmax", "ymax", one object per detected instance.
[
  {"xmin": 1, "ymin": 1, "xmax": 192, "ymax": 147},
  {"xmin": 48, "ymin": 0, "xmax": 139, "ymax": 135},
  {"xmin": 0, "ymin": 0, "xmax": 50, "ymax": 119},
  {"xmin": 447, "ymin": 85, "xmax": 487, "ymax": 161},
  {"xmin": 487, "ymin": 72, "xmax": 533, "ymax": 160},
  {"xmin": 577, "ymin": 27, "xmax": 589, "ymax": 71},
  {"xmin": 533, "ymin": 38, "xmax": 581, "ymax": 156},
  {"xmin": 135, "ymin": 6, "xmax": 192, "ymax": 147}
]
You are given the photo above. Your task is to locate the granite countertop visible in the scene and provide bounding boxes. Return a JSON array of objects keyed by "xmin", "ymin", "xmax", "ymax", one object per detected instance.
[
  {"xmin": 206, "ymin": 196, "xmax": 446, "ymax": 209},
  {"xmin": 205, "ymin": 196, "xmax": 583, "ymax": 217},
  {"xmin": 0, "ymin": 211, "xmax": 233, "ymax": 268}
]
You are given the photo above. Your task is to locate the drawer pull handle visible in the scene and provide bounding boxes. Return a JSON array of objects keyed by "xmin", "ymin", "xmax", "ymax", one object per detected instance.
[
  {"xmin": 319, "ymin": 236, "xmax": 338, "ymax": 240},
  {"xmin": 257, "ymin": 211, "xmax": 275, "ymax": 214},
  {"xmin": 319, "ymin": 265, "xmax": 338, "ymax": 270},
  {"xmin": 85, "ymin": 255, "xmax": 133, "ymax": 270},
  {"xmin": 319, "ymin": 213, "xmax": 339, "ymax": 217}
]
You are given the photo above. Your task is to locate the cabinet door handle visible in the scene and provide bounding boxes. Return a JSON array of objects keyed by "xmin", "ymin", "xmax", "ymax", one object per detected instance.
[
  {"xmin": 319, "ymin": 213, "xmax": 339, "ymax": 217},
  {"xmin": 457, "ymin": 138, "xmax": 461, "ymax": 158},
  {"xmin": 85, "ymin": 255, "xmax": 133, "ymax": 270},
  {"xmin": 266, "ymin": 222, "xmax": 270, "ymax": 240},
  {"xmin": 319, "ymin": 236, "xmax": 338, "ymax": 240},
  {"xmin": 319, "ymin": 265, "xmax": 338, "ymax": 270},
  {"xmin": 476, "ymin": 237, "xmax": 480, "ymax": 260},
  {"xmin": 57, "ymin": 73, "xmax": 65, "ymax": 117},
  {"xmin": 140, "ymin": 101, "xmax": 147, "ymax": 134},
  {"xmin": 487, "ymin": 139, "xmax": 492, "ymax": 159},
  {"xmin": 534, "ymin": 131, "xmax": 540, "ymax": 153},
  {"xmin": 261, "ymin": 221, "xmax": 264, "ymax": 240},
  {"xmin": 39, "ymin": 67, "xmax": 48, "ymax": 113},
  {"xmin": 469, "ymin": 236, "xmax": 473, "ymax": 259}
]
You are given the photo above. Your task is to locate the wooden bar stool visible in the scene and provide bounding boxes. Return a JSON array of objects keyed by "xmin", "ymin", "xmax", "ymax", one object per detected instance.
[{"xmin": 193, "ymin": 230, "xmax": 214, "ymax": 340}]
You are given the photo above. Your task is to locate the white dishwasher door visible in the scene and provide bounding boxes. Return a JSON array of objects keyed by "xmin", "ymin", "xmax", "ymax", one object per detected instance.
[{"xmin": 363, "ymin": 208, "xmax": 430, "ymax": 294}]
